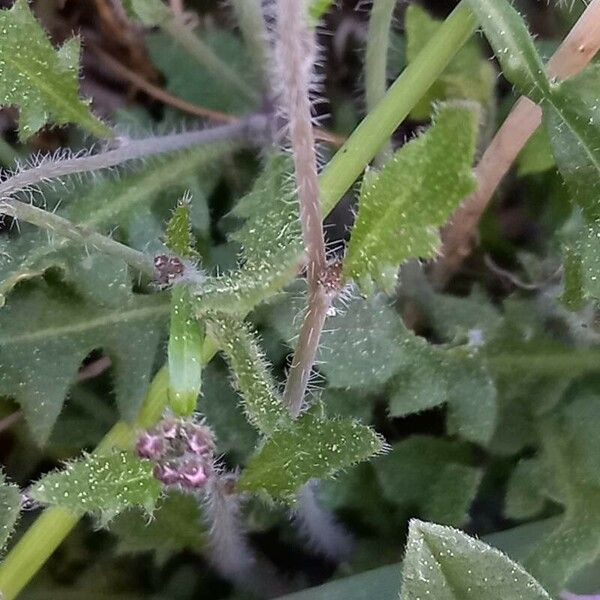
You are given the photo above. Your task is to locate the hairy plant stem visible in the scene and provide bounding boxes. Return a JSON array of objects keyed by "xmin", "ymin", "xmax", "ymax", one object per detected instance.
[
  {"xmin": 0, "ymin": 5, "xmax": 478, "ymax": 596},
  {"xmin": 0, "ymin": 199, "xmax": 154, "ymax": 276},
  {"xmin": 432, "ymin": 0, "xmax": 600, "ymax": 288},
  {"xmin": 0, "ymin": 116, "xmax": 267, "ymax": 200},
  {"xmin": 365, "ymin": 0, "xmax": 397, "ymax": 166},
  {"xmin": 277, "ymin": 0, "xmax": 329, "ymax": 416}
]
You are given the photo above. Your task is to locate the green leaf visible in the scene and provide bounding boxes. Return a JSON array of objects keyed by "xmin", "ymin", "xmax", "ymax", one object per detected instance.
[
  {"xmin": 374, "ymin": 437, "xmax": 480, "ymax": 526},
  {"xmin": 309, "ymin": 0, "xmax": 335, "ymax": 21},
  {"xmin": 0, "ymin": 471, "xmax": 21, "ymax": 553},
  {"xmin": 505, "ymin": 458, "xmax": 548, "ymax": 520},
  {"xmin": 146, "ymin": 30, "xmax": 259, "ymax": 114},
  {"xmin": 400, "ymin": 520, "xmax": 552, "ymax": 600},
  {"xmin": 343, "ymin": 104, "xmax": 478, "ymax": 293},
  {"xmin": 0, "ymin": 284, "xmax": 168, "ymax": 444},
  {"xmin": 543, "ymin": 65, "xmax": 600, "ymax": 221},
  {"xmin": 0, "ymin": 145, "xmax": 230, "ymax": 306},
  {"xmin": 269, "ymin": 292, "xmax": 423, "ymax": 389},
  {"xmin": 390, "ymin": 349, "xmax": 497, "ymax": 446},
  {"xmin": 516, "ymin": 127, "xmax": 556, "ymax": 176},
  {"xmin": 274, "ymin": 519, "xmax": 560, "ymax": 600},
  {"xmin": 238, "ymin": 412, "xmax": 385, "ymax": 503},
  {"xmin": 405, "ymin": 5, "xmax": 495, "ymax": 120},
  {"xmin": 167, "ymin": 287, "xmax": 203, "ymax": 416},
  {"xmin": 0, "ymin": 0, "xmax": 109, "ymax": 139},
  {"xmin": 518, "ymin": 391, "xmax": 600, "ymax": 594},
  {"xmin": 206, "ymin": 313, "xmax": 291, "ymax": 436},
  {"xmin": 122, "ymin": 0, "xmax": 170, "ymax": 26},
  {"xmin": 29, "ymin": 451, "xmax": 161, "ymax": 525},
  {"xmin": 110, "ymin": 491, "xmax": 205, "ymax": 563},
  {"xmin": 195, "ymin": 155, "xmax": 302, "ymax": 316},
  {"xmin": 465, "ymin": 0, "xmax": 550, "ymax": 101}
]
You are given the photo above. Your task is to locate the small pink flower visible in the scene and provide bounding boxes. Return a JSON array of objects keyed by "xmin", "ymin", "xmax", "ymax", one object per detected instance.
[
  {"xmin": 153, "ymin": 462, "xmax": 180, "ymax": 486},
  {"xmin": 136, "ymin": 433, "xmax": 164, "ymax": 460},
  {"xmin": 179, "ymin": 458, "xmax": 208, "ymax": 489}
]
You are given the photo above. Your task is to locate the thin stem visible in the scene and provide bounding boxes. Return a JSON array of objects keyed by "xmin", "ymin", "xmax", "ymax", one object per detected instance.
[
  {"xmin": 93, "ymin": 45, "xmax": 237, "ymax": 123},
  {"xmin": 432, "ymin": 0, "xmax": 600, "ymax": 288},
  {"xmin": 365, "ymin": 0, "xmax": 397, "ymax": 166},
  {"xmin": 92, "ymin": 48, "xmax": 346, "ymax": 145},
  {"xmin": 277, "ymin": 0, "xmax": 328, "ymax": 415},
  {"xmin": 0, "ymin": 116, "xmax": 267, "ymax": 200},
  {"xmin": 0, "ymin": 199, "xmax": 154, "ymax": 276},
  {"xmin": 202, "ymin": 477, "xmax": 290, "ymax": 597},
  {"xmin": 283, "ymin": 288, "xmax": 331, "ymax": 417},
  {"xmin": 0, "ymin": 6, "xmax": 478, "ymax": 594},
  {"xmin": 162, "ymin": 16, "xmax": 259, "ymax": 104},
  {"xmin": 230, "ymin": 0, "xmax": 270, "ymax": 88}
]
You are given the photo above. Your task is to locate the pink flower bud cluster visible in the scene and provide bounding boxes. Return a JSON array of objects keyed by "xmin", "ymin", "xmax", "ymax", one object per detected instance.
[{"xmin": 136, "ymin": 417, "xmax": 216, "ymax": 491}]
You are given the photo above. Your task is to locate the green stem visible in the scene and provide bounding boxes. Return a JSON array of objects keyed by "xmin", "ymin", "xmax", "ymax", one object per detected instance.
[
  {"xmin": 162, "ymin": 17, "xmax": 259, "ymax": 104},
  {"xmin": 0, "ymin": 199, "xmax": 155, "ymax": 277},
  {"xmin": 0, "ymin": 4, "xmax": 477, "ymax": 597},
  {"xmin": 319, "ymin": 3, "xmax": 476, "ymax": 215},
  {"xmin": 364, "ymin": 0, "xmax": 397, "ymax": 166}
]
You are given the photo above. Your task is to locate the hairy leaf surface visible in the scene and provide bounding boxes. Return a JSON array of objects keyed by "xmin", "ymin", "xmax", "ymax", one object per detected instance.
[
  {"xmin": 196, "ymin": 155, "xmax": 302, "ymax": 316},
  {"xmin": 466, "ymin": 0, "xmax": 550, "ymax": 101},
  {"xmin": 0, "ymin": 0, "xmax": 108, "ymax": 139},
  {"xmin": 0, "ymin": 471, "xmax": 21, "ymax": 553},
  {"xmin": 343, "ymin": 104, "xmax": 478, "ymax": 293},
  {"xmin": 30, "ymin": 451, "xmax": 161, "ymax": 525},
  {"xmin": 239, "ymin": 412, "xmax": 385, "ymax": 503},
  {"xmin": 0, "ymin": 145, "xmax": 229, "ymax": 306},
  {"xmin": 401, "ymin": 520, "xmax": 552, "ymax": 600}
]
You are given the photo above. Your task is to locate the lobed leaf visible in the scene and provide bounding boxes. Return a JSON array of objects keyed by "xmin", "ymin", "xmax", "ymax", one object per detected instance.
[
  {"xmin": 465, "ymin": 0, "xmax": 550, "ymax": 102},
  {"xmin": 238, "ymin": 412, "xmax": 385, "ymax": 503},
  {"xmin": 29, "ymin": 451, "xmax": 161, "ymax": 526},
  {"xmin": 0, "ymin": 471, "xmax": 21, "ymax": 554},
  {"xmin": 206, "ymin": 313, "xmax": 291, "ymax": 436},
  {"xmin": 0, "ymin": 284, "xmax": 168, "ymax": 445},
  {"xmin": 343, "ymin": 104, "xmax": 478, "ymax": 293},
  {"xmin": 0, "ymin": 0, "xmax": 109, "ymax": 139},
  {"xmin": 400, "ymin": 520, "xmax": 552, "ymax": 600},
  {"xmin": 195, "ymin": 154, "xmax": 302, "ymax": 316},
  {"xmin": 391, "ymin": 349, "xmax": 497, "ymax": 446}
]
